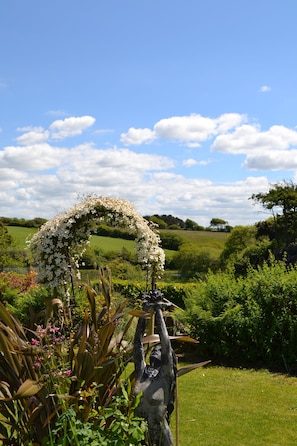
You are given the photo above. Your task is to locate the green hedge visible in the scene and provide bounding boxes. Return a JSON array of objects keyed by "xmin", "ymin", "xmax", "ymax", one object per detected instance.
[
  {"xmin": 95, "ymin": 279, "xmax": 198, "ymax": 309},
  {"xmin": 176, "ymin": 256, "xmax": 297, "ymax": 372}
]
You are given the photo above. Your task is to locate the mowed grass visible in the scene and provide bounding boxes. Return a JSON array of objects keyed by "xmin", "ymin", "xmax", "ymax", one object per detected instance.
[{"xmin": 171, "ymin": 366, "xmax": 297, "ymax": 446}]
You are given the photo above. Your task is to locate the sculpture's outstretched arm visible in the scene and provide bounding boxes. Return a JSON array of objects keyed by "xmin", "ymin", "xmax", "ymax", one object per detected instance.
[
  {"xmin": 155, "ymin": 307, "xmax": 175, "ymax": 379},
  {"xmin": 133, "ymin": 316, "xmax": 146, "ymax": 379}
]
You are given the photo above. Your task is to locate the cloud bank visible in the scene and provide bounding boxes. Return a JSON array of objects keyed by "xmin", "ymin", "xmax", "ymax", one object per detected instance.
[{"xmin": 2, "ymin": 112, "xmax": 297, "ymax": 226}]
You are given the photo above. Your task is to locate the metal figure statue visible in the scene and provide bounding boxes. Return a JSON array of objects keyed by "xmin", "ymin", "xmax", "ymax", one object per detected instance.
[{"xmin": 134, "ymin": 290, "xmax": 176, "ymax": 445}]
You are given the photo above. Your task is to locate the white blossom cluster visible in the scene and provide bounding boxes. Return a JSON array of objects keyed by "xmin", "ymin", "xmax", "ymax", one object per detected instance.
[{"xmin": 29, "ymin": 196, "xmax": 165, "ymax": 291}]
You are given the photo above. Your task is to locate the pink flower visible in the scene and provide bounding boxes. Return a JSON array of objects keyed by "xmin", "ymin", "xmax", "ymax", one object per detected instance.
[{"xmin": 31, "ymin": 338, "xmax": 40, "ymax": 346}]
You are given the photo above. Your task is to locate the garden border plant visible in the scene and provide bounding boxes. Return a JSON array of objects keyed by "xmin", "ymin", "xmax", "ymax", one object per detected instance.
[
  {"xmin": 0, "ymin": 196, "xmax": 207, "ymax": 445},
  {"xmin": 0, "ymin": 196, "xmax": 170, "ymax": 445}
]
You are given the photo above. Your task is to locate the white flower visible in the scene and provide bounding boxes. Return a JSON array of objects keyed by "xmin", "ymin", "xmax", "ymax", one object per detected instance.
[{"xmin": 29, "ymin": 195, "xmax": 165, "ymax": 291}]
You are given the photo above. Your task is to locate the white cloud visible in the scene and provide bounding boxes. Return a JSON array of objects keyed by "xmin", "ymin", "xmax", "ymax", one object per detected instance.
[
  {"xmin": 16, "ymin": 128, "xmax": 49, "ymax": 145},
  {"xmin": 212, "ymin": 124, "xmax": 297, "ymax": 154},
  {"xmin": 0, "ymin": 143, "xmax": 68, "ymax": 171},
  {"xmin": 0, "ymin": 129, "xmax": 266, "ymax": 225},
  {"xmin": 259, "ymin": 85, "xmax": 271, "ymax": 93},
  {"xmin": 49, "ymin": 116, "xmax": 96, "ymax": 139},
  {"xmin": 243, "ymin": 149, "xmax": 297, "ymax": 170},
  {"xmin": 183, "ymin": 158, "xmax": 198, "ymax": 167},
  {"xmin": 121, "ymin": 127, "xmax": 156, "ymax": 145},
  {"xmin": 121, "ymin": 113, "xmax": 246, "ymax": 147},
  {"xmin": 154, "ymin": 114, "xmax": 216, "ymax": 144},
  {"xmin": 0, "ymin": 114, "xmax": 289, "ymax": 226},
  {"xmin": 138, "ymin": 174, "xmax": 269, "ymax": 226}
]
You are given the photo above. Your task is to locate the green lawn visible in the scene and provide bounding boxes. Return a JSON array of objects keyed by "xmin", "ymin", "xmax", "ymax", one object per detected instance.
[{"xmin": 171, "ymin": 366, "xmax": 297, "ymax": 445}]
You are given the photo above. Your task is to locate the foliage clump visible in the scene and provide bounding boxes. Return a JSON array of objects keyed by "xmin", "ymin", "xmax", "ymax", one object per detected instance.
[
  {"xmin": 0, "ymin": 271, "xmax": 148, "ymax": 445},
  {"xmin": 176, "ymin": 256, "xmax": 297, "ymax": 373}
]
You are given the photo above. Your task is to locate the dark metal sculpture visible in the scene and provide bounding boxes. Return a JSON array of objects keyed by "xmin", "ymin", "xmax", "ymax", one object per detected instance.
[{"xmin": 134, "ymin": 290, "xmax": 176, "ymax": 445}]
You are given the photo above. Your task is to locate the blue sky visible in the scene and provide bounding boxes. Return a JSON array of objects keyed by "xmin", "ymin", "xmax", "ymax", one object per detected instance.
[{"xmin": 1, "ymin": 0, "xmax": 297, "ymax": 226}]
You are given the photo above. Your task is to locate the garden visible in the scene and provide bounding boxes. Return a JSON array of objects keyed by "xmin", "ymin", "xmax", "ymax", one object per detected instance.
[
  {"xmin": 0, "ymin": 195, "xmax": 205, "ymax": 445},
  {"xmin": 2, "ymin": 185, "xmax": 297, "ymax": 444}
]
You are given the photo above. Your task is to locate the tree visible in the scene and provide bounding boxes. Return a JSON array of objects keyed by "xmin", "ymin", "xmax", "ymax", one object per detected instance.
[
  {"xmin": 0, "ymin": 222, "xmax": 13, "ymax": 270},
  {"xmin": 219, "ymin": 225, "xmax": 257, "ymax": 267},
  {"xmin": 159, "ymin": 231, "xmax": 184, "ymax": 250},
  {"xmin": 209, "ymin": 218, "xmax": 228, "ymax": 231},
  {"xmin": 173, "ymin": 244, "xmax": 217, "ymax": 280},
  {"xmin": 185, "ymin": 218, "xmax": 202, "ymax": 231},
  {"xmin": 148, "ymin": 215, "xmax": 168, "ymax": 229},
  {"xmin": 251, "ymin": 180, "xmax": 297, "ymax": 246},
  {"xmin": 0, "ymin": 222, "xmax": 12, "ymax": 249}
]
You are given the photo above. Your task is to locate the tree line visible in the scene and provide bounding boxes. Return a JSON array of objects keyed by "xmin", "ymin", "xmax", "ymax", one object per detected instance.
[
  {"xmin": 1, "ymin": 214, "xmax": 231, "ymax": 231},
  {"xmin": 0, "ymin": 217, "xmax": 47, "ymax": 228},
  {"xmin": 145, "ymin": 214, "xmax": 231, "ymax": 231}
]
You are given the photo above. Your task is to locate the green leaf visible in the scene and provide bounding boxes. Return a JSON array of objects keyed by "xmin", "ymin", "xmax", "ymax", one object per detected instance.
[
  {"xmin": 177, "ymin": 360, "xmax": 211, "ymax": 377},
  {"xmin": 86, "ymin": 285, "xmax": 98, "ymax": 331}
]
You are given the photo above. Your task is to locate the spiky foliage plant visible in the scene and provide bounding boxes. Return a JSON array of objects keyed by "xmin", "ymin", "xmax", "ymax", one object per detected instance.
[{"xmin": 0, "ymin": 268, "xmax": 146, "ymax": 445}]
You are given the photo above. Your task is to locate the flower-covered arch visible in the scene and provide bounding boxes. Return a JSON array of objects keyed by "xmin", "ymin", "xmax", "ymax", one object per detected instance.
[{"xmin": 29, "ymin": 196, "xmax": 165, "ymax": 291}]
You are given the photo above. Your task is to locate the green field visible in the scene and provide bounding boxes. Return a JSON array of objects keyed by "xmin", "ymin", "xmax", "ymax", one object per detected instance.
[
  {"xmin": 7, "ymin": 226, "xmax": 38, "ymax": 249},
  {"xmin": 6, "ymin": 226, "xmax": 136, "ymax": 252},
  {"xmin": 161, "ymin": 229, "xmax": 227, "ymax": 258},
  {"xmin": 7, "ymin": 226, "xmax": 227, "ymax": 258}
]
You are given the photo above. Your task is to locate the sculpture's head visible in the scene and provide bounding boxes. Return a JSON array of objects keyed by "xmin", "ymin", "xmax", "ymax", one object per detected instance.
[{"xmin": 150, "ymin": 344, "xmax": 162, "ymax": 369}]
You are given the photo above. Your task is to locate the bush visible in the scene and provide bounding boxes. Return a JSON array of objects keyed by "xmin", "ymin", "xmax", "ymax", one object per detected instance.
[
  {"xmin": 0, "ymin": 270, "xmax": 49, "ymax": 327},
  {"xmin": 176, "ymin": 256, "xmax": 297, "ymax": 372},
  {"xmin": 172, "ymin": 244, "xmax": 218, "ymax": 280},
  {"xmin": 159, "ymin": 231, "xmax": 184, "ymax": 250},
  {"xmin": 0, "ymin": 274, "xmax": 146, "ymax": 445},
  {"xmin": 111, "ymin": 279, "xmax": 198, "ymax": 309}
]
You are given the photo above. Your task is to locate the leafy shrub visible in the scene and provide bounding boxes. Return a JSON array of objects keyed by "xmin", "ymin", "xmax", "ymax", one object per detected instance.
[
  {"xmin": 172, "ymin": 244, "xmax": 218, "ymax": 280},
  {"xmin": 112, "ymin": 279, "xmax": 198, "ymax": 309},
  {"xmin": 96, "ymin": 223, "xmax": 135, "ymax": 240},
  {"xmin": 176, "ymin": 256, "xmax": 297, "ymax": 372},
  {"xmin": 0, "ymin": 270, "xmax": 48, "ymax": 327},
  {"xmin": 44, "ymin": 383, "xmax": 147, "ymax": 446},
  {"xmin": 0, "ymin": 272, "xmax": 147, "ymax": 445},
  {"xmin": 159, "ymin": 231, "xmax": 184, "ymax": 250}
]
